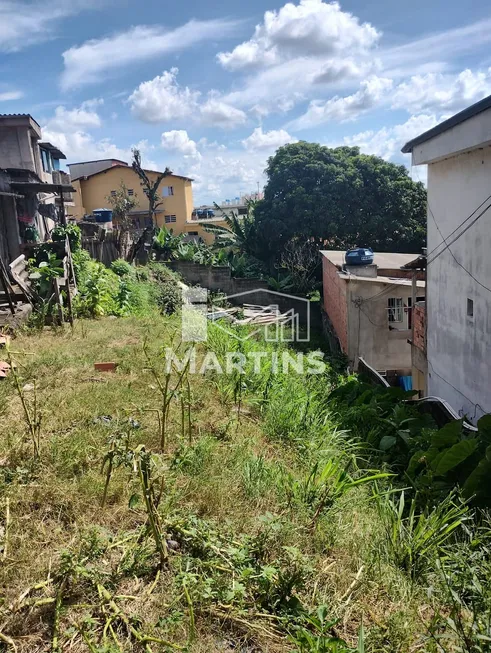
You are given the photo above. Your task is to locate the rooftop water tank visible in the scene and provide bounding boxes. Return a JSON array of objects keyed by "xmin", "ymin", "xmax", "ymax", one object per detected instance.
[
  {"xmin": 93, "ymin": 208, "xmax": 113, "ymax": 223},
  {"xmin": 345, "ymin": 247, "xmax": 374, "ymax": 266}
]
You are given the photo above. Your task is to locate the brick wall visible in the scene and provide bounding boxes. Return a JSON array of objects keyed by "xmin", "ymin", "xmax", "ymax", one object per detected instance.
[
  {"xmin": 413, "ymin": 303, "xmax": 426, "ymax": 352},
  {"xmin": 322, "ymin": 257, "xmax": 348, "ymax": 352}
]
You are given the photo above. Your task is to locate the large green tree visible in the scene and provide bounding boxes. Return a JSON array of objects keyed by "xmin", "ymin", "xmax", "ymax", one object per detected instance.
[{"xmin": 254, "ymin": 142, "xmax": 427, "ymax": 259}]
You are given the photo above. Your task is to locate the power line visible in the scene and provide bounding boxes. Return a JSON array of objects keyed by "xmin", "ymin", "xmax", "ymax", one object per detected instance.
[
  {"xmin": 425, "ymin": 191, "xmax": 491, "ymax": 261},
  {"xmin": 412, "ymin": 166, "xmax": 491, "ymax": 294},
  {"xmin": 426, "ymin": 200, "xmax": 491, "ymax": 266},
  {"xmin": 426, "ymin": 205, "xmax": 491, "ymax": 293}
]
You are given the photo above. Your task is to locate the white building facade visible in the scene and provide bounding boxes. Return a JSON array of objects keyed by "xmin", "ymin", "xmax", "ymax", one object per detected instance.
[{"xmin": 403, "ymin": 96, "xmax": 491, "ymax": 423}]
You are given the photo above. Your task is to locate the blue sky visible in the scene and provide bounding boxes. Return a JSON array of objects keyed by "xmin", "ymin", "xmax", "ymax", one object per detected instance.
[{"xmin": 2, "ymin": 0, "xmax": 491, "ymax": 203}]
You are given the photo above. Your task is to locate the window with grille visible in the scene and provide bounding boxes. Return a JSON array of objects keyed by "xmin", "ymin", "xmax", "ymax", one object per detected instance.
[
  {"xmin": 165, "ymin": 215, "xmax": 177, "ymax": 223},
  {"xmin": 110, "ymin": 190, "xmax": 117, "ymax": 197},
  {"xmin": 128, "ymin": 189, "xmax": 134, "ymax": 196},
  {"xmin": 387, "ymin": 297, "xmax": 403, "ymax": 323}
]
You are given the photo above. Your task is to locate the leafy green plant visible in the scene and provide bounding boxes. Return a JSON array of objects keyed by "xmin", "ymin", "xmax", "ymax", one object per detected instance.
[
  {"xmin": 430, "ymin": 517, "xmax": 491, "ymax": 652},
  {"xmin": 379, "ymin": 490, "xmax": 468, "ymax": 578},
  {"xmin": 29, "ymin": 253, "xmax": 64, "ymax": 297},
  {"xmin": 111, "ymin": 258, "xmax": 133, "ymax": 277},
  {"xmin": 407, "ymin": 416, "xmax": 491, "ymax": 505},
  {"xmin": 152, "ymin": 227, "xmax": 184, "ymax": 261},
  {"xmin": 51, "ymin": 223, "xmax": 82, "ymax": 251},
  {"xmin": 267, "ymin": 273, "xmax": 294, "ymax": 291},
  {"xmin": 284, "ymin": 456, "xmax": 390, "ymax": 526},
  {"xmin": 289, "ymin": 606, "xmax": 362, "ymax": 652},
  {"xmin": 101, "ymin": 430, "xmax": 168, "ymax": 568}
]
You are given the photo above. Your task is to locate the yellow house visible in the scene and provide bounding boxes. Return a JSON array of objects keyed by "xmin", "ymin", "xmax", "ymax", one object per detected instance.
[
  {"xmin": 68, "ymin": 160, "xmax": 193, "ymax": 231},
  {"xmin": 68, "ymin": 159, "xmax": 230, "ymax": 244}
]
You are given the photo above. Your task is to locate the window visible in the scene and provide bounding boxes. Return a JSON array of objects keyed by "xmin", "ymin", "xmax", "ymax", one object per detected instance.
[
  {"xmin": 40, "ymin": 148, "xmax": 52, "ymax": 173},
  {"xmin": 165, "ymin": 215, "xmax": 177, "ymax": 223},
  {"xmin": 188, "ymin": 231, "xmax": 198, "ymax": 236},
  {"xmin": 110, "ymin": 190, "xmax": 117, "ymax": 197},
  {"xmin": 467, "ymin": 298, "xmax": 474, "ymax": 317},
  {"xmin": 128, "ymin": 189, "xmax": 134, "ymax": 196},
  {"xmin": 387, "ymin": 297, "xmax": 403, "ymax": 323},
  {"xmin": 162, "ymin": 186, "xmax": 174, "ymax": 197}
]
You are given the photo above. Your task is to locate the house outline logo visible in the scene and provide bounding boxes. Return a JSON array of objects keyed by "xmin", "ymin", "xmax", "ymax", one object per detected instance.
[{"xmin": 182, "ymin": 287, "xmax": 311, "ymax": 343}]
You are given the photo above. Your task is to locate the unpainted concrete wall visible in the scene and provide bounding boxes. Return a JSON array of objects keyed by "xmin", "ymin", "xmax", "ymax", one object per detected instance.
[
  {"xmin": 426, "ymin": 147, "xmax": 491, "ymax": 423},
  {"xmin": 169, "ymin": 261, "xmax": 318, "ymax": 329},
  {"xmin": 0, "ymin": 126, "xmax": 37, "ymax": 172},
  {"xmin": 346, "ymin": 278, "xmax": 424, "ymax": 372}
]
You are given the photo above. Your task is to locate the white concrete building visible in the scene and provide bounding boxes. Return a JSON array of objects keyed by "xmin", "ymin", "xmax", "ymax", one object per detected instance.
[{"xmin": 403, "ymin": 96, "xmax": 491, "ymax": 423}]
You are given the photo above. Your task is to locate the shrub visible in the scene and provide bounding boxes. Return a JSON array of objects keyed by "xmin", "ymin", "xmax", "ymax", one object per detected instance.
[
  {"xmin": 111, "ymin": 259, "xmax": 134, "ymax": 277},
  {"xmin": 51, "ymin": 223, "xmax": 82, "ymax": 252}
]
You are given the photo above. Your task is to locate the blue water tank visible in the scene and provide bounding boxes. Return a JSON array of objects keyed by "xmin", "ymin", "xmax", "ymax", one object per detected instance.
[
  {"xmin": 93, "ymin": 208, "xmax": 113, "ymax": 223},
  {"xmin": 345, "ymin": 247, "xmax": 374, "ymax": 266}
]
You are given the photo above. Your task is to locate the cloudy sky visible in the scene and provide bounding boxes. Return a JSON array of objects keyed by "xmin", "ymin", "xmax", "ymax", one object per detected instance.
[{"xmin": 2, "ymin": 0, "xmax": 491, "ymax": 203}]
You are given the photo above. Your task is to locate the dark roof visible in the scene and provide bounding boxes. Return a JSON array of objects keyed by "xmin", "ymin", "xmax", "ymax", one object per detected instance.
[
  {"xmin": 78, "ymin": 163, "xmax": 193, "ymax": 182},
  {"xmin": 39, "ymin": 142, "xmax": 66, "ymax": 160},
  {"xmin": 69, "ymin": 158, "xmax": 128, "ymax": 166},
  {"xmin": 10, "ymin": 181, "xmax": 76, "ymax": 193},
  {"xmin": 401, "ymin": 255, "xmax": 427, "ymax": 270},
  {"xmin": 402, "ymin": 93, "xmax": 491, "ymax": 153}
]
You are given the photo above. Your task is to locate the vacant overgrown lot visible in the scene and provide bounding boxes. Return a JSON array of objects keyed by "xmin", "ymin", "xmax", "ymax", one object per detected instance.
[{"xmin": 0, "ymin": 315, "xmax": 487, "ymax": 652}]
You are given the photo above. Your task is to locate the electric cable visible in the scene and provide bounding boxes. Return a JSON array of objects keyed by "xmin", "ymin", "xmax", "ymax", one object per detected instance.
[{"xmin": 412, "ymin": 166, "xmax": 491, "ymax": 294}]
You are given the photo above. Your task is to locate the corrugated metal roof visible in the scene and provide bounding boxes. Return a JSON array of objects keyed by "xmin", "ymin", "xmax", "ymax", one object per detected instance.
[{"xmin": 0, "ymin": 113, "xmax": 41, "ymax": 130}]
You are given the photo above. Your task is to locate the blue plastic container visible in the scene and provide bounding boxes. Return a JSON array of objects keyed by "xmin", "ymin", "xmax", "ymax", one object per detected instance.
[
  {"xmin": 93, "ymin": 208, "xmax": 113, "ymax": 223},
  {"xmin": 345, "ymin": 247, "xmax": 374, "ymax": 266}
]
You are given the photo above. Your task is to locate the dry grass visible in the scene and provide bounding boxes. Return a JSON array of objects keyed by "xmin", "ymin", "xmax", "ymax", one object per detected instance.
[{"xmin": 0, "ymin": 316, "xmax": 439, "ymax": 652}]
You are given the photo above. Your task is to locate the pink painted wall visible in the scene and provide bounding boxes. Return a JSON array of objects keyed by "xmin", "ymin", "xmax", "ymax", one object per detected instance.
[{"xmin": 322, "ymin": 257, "xmax": 348, "ymax": 352}]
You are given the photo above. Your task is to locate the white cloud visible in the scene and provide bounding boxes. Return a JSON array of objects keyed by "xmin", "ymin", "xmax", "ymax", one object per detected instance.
[
  {"xmin": 0, "ymin": 0, "xmax": 102, "ymax": 52},
  {"xmin": 44, "ymin": 99, "xmax": 103, "ymax": 132},
  {"xmin": 381, "ymin": 17, "xmax": 491, "ymax": 74},
  {"xmin": 40, "ymin": 99, "xmax": 150, "ymax": 166},
  {"xmin": 200, "ymin": 99, "xmax": 247, "ymax": 129},
  {"xmin": 61, "ymin": 18, "xmax": 239, "ymax": 90},
  {"xmin": 0, "ymin": 90, "xmax": 23, "ymax": 101},
  {"xmin": 340, "ymin": 114, "xmax": 439, "ymax": 161},
  {"xmin": 217, "ymin": 0, "xmax": 380, "ymax": 70},
  {"xmin": 289, "ymin": 76, "xmax": 393, "ymax": 129},
  {"xmin": 242, "ymin": 127, "xmax": 298, "ymax": 151},
  {"xmin": 287, "ymin": 65, "xmax": 491, "ymax": 131},
  {"xmin": 161, "ymin": 130, "xmax": 199, "ymax": 158},
  {"xmin": 129, "ymin": 69, "xmax": 247, "ymax": 129},
  {"xmin": 40, "ymin": 128, "xmax": 128, "ymax": 163},
  {"xmin": 129, "ymin": 69, "xmax": 199, "ymax": 123},
  {"xmin": 221, "ymin": 55, "xmax": 379, "ymax": 120},
  {"xmin": 391, "ymin": 68, "xmax": 491, "ymax": 114}
]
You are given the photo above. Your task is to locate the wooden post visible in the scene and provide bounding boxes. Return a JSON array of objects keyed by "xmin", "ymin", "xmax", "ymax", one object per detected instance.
[
  {"xmin": 0, "ymin": 257, "xmax": 15, "ymax": 315},
  {"xmin": 58, "ymin": 186, "xmax": 67, "ymax": 226}
]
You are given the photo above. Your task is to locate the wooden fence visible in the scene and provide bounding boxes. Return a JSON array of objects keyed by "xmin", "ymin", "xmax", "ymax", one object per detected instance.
[{"xmin": 81, "ymin": 228, "xmax": 133, "ymax": 266}]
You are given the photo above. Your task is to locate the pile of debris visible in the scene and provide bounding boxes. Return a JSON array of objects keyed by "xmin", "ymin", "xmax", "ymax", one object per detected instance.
[
  {"xmin": 208, "ymin": 304, "xmax": 294, "ymax": 326},
  {"xmin": 0, "ymin": 332, "xmax": 10, "ymax": 378}
]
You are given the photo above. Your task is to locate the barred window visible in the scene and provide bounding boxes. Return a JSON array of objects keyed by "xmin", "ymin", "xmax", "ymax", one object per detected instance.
[
  {"xmin": 387, "ymin": 297, "xmax": 403, "ymax": 323},
  {"xmin": 165, "ymin": 215, "xmax": 177, "ymax": 224}
]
